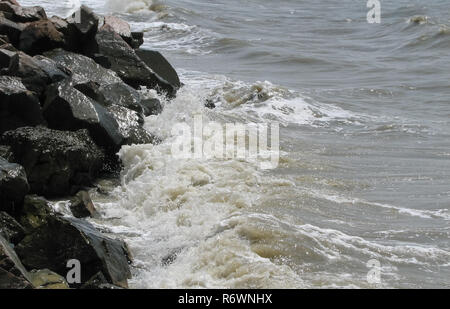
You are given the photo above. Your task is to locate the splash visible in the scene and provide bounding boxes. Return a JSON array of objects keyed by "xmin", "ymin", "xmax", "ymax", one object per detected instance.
[{"xmin": 105, "ymin": 0, "xmax": 165, "ymax": 14}]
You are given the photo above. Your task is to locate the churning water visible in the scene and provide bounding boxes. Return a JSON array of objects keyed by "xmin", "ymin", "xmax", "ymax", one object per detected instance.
[{"xmin": 24, "ymin": 0, "xmax": 450, "ymax": 288}]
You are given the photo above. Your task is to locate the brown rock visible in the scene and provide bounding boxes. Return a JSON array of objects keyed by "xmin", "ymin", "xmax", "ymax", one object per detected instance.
[{"xmin": 19, "ymin": 19, "xmax": 64, "ymax": 55}]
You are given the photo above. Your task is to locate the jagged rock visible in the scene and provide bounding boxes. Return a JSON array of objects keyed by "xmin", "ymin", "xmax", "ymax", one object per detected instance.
[
  {"xmin": 43, "ymin": 79, "xmax": 124, "ymax": 155},
  {"xmin": 44, "ymin": 48, "xmax": 123, "ymax": 86},
  {"xmin": 136, "ymin": 49, "xmax": 181, "ymax": 91},
  {"xmin": 70, "ymin": 190, "xmax": 98, "ymax": 219},
  {"xmin": 88, "ymin": 28, "xmax": 177, "ymax": 96},
  {"xmin": 67, "ymin": 5, "xmax": 99, "ymax": 37},
  {"xmin": 19, "ymin": 19, "xmax": 64, "ymax": 55},
  {"xmin": 0, "ymin": 2, "xmax": 46, "ymax": 23},
  {"xmin": 0, "ymin": 145, "xmax": 12, "ymax": 161},
  {"xmin": 0, "ymin": 211, "xmax": 25, "ymax": 244},
  {"xmin": 0, "ymin": 49, "xmax": 69, "ymax": 96},
  {"xmin": 0, "ymin": 14, "xmax": 25, "ymax": 45},
  {"xmin": 140, "ymin": 98, "xmax": 162, "ymax": 116},
  {"xmin": 0, "ymin": 235, "xmax": 33, "ymax": 289},
  {"xmin": 102, "ymin": 15, "xmax": 130, "ymax": 40},
  {"xmin": 29, "ymin": 269, "xmax": 69, "ymax": 289},
  {"xmin": 16, "ymin": 216, "xmax": 131, "ymax": 288},
  {"xmin": 49, "ymin": 16, "xmax": 81, "ymax": 52},
  {"xmin": 1, "ymin": 127, "xmax": 105, "ymax": 197},
  {"xmin": 0, "ymin": 76, "xmax": 45, "ymax": 134},
  {"xmin": 0, "ymin": 156, "xmax": 29, "ymax": 215},
  {"xmin": 205, "ymin": 99, "xmax": 216, "ymax": 109}
]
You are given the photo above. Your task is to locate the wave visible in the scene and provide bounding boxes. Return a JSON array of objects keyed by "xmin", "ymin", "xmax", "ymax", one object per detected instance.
[{"xmin": 105, "ymin": 0, "xmax": 166, "ymax": 14}]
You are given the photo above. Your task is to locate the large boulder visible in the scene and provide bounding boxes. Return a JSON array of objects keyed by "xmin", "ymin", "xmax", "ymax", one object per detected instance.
[
  {"xmin": 0, "ymin": 2, "xmax": 46, "ymax": 23},
  {"xmin": 0, "ymin": 76, "xmax": 45, "ymax": 134},
  {"xmin": 67, "ymin": 5, "xmax": 99, "ymax": 38},
  {"xmin": 43, "ymin": 79, "xmax": 125, "ymax": 155},
  {"xmin": 0, "ymin": 235, "xmax": 33, "ymax": 289},
  {"xmin": 44, "ymin": 48, "xmax": 123, "ymax": 86},
  {"xmin": 0, "ymin": 211, "xmax": 25, "ymax": 244},
  {"xmin": 69, "ymin": 190, "xmax": 98, "ymax": 219},
  {"xmin": 0, "ymin": 156, "xmax": 29, "ymax": 215},
  {"xmin": 0, "ymin": 127, "xmax": 105, "ymax": 197},
  {"xmin": 15, "ymin": 214, "xmax": 131, "ymax": 288},
  {"xmin": 88, "ymin": 27, "xmax": 178, "ymax": 96},
  {"xmin": 136, "ymin": 49, "xmax": 181, "ymax": 91},
  {"xmin": 28, "ymin": 269, "xmax": 69, "ymax": 289},
  {"xmin": 19, "ymin": 19, "xmax": 65, "ymax": 55}
]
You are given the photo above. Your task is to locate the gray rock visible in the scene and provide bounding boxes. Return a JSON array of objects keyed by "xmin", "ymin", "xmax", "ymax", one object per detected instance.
[
  {"xmin": 0, "ymin": 2, "xmax": 46, "ymax": 23},
  {"xmin": 70, "ymin": 190, "xmax": 98, "ymax": 219},
  {"xmin": 1, "ymin": 127, "xmax": 105, "ymax": 197},
  {"xmin": 0, "ymin": 14, "xmax": 25, "ymax": 45},
  {"xmin": 0, "ymin": 211, "xmax": 25, "ymax": 244},
  {"xmin": 140, "ymin": 98, "xmax": 162, "ymax": 116},
  {"xmin": 0, "ymin": 235, "xmax": 33, "ymax": 289}
]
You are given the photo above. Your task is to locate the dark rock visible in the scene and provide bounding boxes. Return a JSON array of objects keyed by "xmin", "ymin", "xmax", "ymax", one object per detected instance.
[
  {"xmin": 0, "ymin": 235, "xmax": 33, "ymax": 289},
  {"xmin": 18, "ymin": 195, "xmax": 53, "ymax": 232},
  {"xmin": 89, "ymin": 28, "xmax": 177, "ymax": 96},
  {"xmin": 136, "ymin": 49, "xmax": 181, "ymax": 91},
  {"xmin": 0, "ymin": 49, "xmax": 69, "ymax": 96},
  {"xmin": 80, "ymin": 271, "xmax": 108, "ymax": 289},
  {"xmin": 70, "ymin": 190, "xmax": 98, "ymax": 219},
  {"xmin": 49, "ymin": 16, "xmax": 81, "ymax": 53},
  {"xmin": 67, "ymin": 5, "xmax": 99, "ymax": 37},
  {"xmin": 44, "ymin": 48, "xmax": 123, "ymax": 86},
  {"xmin": 0, "ymin": 145, "xmax": 12, "ymax": 161},
  {"xmin": 1, "ymin": 127, "xmax": 105, "ymax": 197},
  {"xmin": 16, "ymin": 216, "xmax": 132, "ymax": 288},
  {"xmin": 0, "ymin": 156, "xmax": 29, "ymax": 215},
  {"xmin": 0, "ymin": 75, "xmax": 45, "ymax": 134},
  {"xmin": 0, "ymin": 2, "xmax": 46, "ymax": 23},
  {"xmin": 43, "ymin": 79, "xmax": 125, "ymax": 155},
  {"xmin": 205, "ymin": 99, "xmax": 216, "ymax": 109},
  {"xmin": 19, "ymin": 19, "xmax": 64, "ymax": 55},
  {"xmin": 140, "ymin": 98, "xmax": 162, "ymax": 116},
  {"xmin": 0, "ymin": 211, "xmax": 25, "ymax": 244},
  {"xmin": 0, "ymin": 14, "xmax": 25, "ymax": 45},
  {"xmin": 130, "ymin": 32, "xmax": 144, "ymax": 49}
]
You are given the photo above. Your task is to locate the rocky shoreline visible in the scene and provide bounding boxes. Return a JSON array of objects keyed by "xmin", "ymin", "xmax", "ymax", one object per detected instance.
[{"xmin": 0, "ymin": 0, "xmax": 181, "ymax": 289}]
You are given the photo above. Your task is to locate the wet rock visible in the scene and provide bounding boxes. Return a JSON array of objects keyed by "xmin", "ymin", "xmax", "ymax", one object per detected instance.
[
  {"xmin": 0, "ymin": 76, "xmax": 45, "ymax": 134},
  {"xmin": 0, "ymin": 145, "xmax": 12, "ymax": 161},
  {"xmin": 140, "ymin": 97, "xmax": 162, "ymax": 116},
  {"xmin": 0, "ymin": 14, "xmax": 25, "ymax": 45},
  {"xmin": 136, "ymin": 48, "xmax": 181, "ymax": 91},
  {"xmin": 205, "ymin": 99, "xmax": 216, "ymax": 109},
  {"xmin": 0, "ymin": 235, "xmax": 33, "ymax": 289},
  {"xmin": 102, "ymin": 15, "xmax": 131, "ymax": 40},
  {"xmin": 29, "ymin": 269, "xmax": 69, "ymax": 289},
  {"xmin": 70, "ymin": 190, "xmax": 98, "ymax": 219},
  {"xmin": 130, "ymin": 32, "xmax": 144, "ymax": 49},
  {"xmin": 18, "ymin": 195, "xmax": 53, "ymax": 232},
  {"xmin": 0, "ymin": 211, "xmax": 25, "ymax": 244},
  {"xmin": 19, "ymin": 19, "xmax": 64, "ymax": 56},
  {"xmin": 0, "ymin": 156, "xmax": 29, "ymax": 215},
  {"xmin": 0, "ymin": 2, "xmax": 46, "ymax": 23},
  {"xmin": 88, "ymin": 28, "xmax": 177, "ymax": 96},
  {"xmin": 44, "ymin": 48, "xmax": 123, "ymax": 86},
  {"xmin": 16, "ymin": 216, "xmax": 132, "ymax": 288},
  {"xmin": 43, "ymin": 79, "xmax": 124, "ymax": 155},
  {"xmin": 1, "ymin": 127, "xmax": 105, "ymax": 197}
]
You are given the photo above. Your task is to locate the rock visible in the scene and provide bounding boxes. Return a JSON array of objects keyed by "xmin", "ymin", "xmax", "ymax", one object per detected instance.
[
  {"xmin": 0, "ymin": 145, "xmax": 12, "ymax": 161},
  {"xmin": 205, "ymin": 99, "xmax": 216, "ymax": 109},
  {"xmin": 18, "ymin": 195, "xmax": 53, "ymax": 232},
  {"xmin": 43, "ymin": 79, "xmax": 125, "ymax": 155},
  {"xmin": 0, "ymin": 211, "xmax": 25, "ymax": 244},
  {"xmin": 80, "ymin": 271, "xmax": 108, "ymax": 289},
  {"xmin": 44, "ymin": 48, "xmax": 123, "ymax": 86},
  {"xmin": 0, "ymin": 76, "xmax": 45, "ymax": 134},
  {"xmin": 0, "ymin": 14, "xmax": 25, "ymax": 45},
  {"xmin": 0, "ymin": 235, "xmax": 33, "ymax": 289},
  {"xmin": 140, "ymin": 98, "xmax": 162, "ymax": 116},
  {"xmin": 0, "ymin": 2, "xmax": 46, "ymax": 23},
  {"xmin": 67, "ymin": 5, "xmax": 99, "ymax": 37},
  {"xmin": 88, "ymin": 28, "xmax": 177, "ymax": 96},
  {"xmin": 130, "ymin": 32, "xmax": 144, "ymax": 49},
  {"xmin": 102, "ymin": 15, "xmax": 131, "ymax": 41},
  {"xmin": 15, "ymin": 216, "xmax": 132, "ymax": 288},
  {"xmin": 69, "ymin": 190, "xmax": 98, "ymax": 219},
  {"xmin": 49, "ymin": 16, "xmax": 81, "ymax": 53},
  {"xmin": 1, "ymin": 127, "xmax": 105, "ymax": 197},
  {"xmin": 136, "ymin": 49, "xmax": 181, "ymax": 91},
  {"xmin": 19, "ymin": 19, "xmax": 64, "ymax": 55},
  {"xmin": 28, "ymin": 269, "xmax": 69, "ymax": 289},
  {"xmin": 0, "ymin": 49, "xmax": 69, "ymax": 96},
  {"xmin": 0, "ymin": 156, "xmax": 29, "ymax": 215}
]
